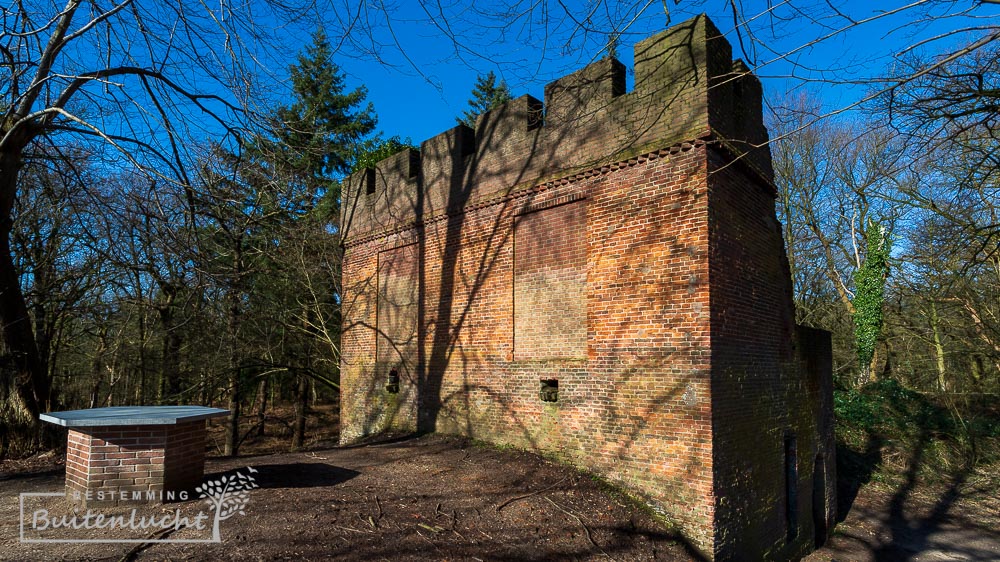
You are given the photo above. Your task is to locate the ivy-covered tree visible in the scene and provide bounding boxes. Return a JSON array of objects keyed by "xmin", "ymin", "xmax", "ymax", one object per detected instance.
[
  {"xmin": 457, "ymin": 71, "xmax": 512, "ymax": 128},
  {"xmin": 853, "ymin": 220, "xmax": 892, "ymax": 384}
]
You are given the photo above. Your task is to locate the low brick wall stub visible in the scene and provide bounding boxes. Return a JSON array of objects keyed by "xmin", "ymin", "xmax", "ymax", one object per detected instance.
[{"xmin": 64, "ymin": 421, "xmax": 207, "ymax": 506}]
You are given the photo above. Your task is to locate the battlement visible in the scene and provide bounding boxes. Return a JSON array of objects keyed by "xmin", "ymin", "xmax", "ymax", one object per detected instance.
[
  {"xmin": 339, "ymin": 13, "xmax": 834, "ymax": 559},
  {"xmin": 342, "ymin": 14, "xmax": 772, "ymax": 243}
]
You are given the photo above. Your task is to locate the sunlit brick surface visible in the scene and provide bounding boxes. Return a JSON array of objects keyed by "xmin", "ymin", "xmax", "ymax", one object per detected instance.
[{"xmin": 339, "ymin": 14, "xmax": 834, "ymax": 560}]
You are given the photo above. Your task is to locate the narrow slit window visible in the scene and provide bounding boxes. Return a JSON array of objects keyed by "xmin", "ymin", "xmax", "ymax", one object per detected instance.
[
  {"xmin": 364, "ymin": 168, "xmax": 376, "ymax": 195},
  {"xmin": 785, "ymin": 433, "xmax": 798, "ymax": 542}
]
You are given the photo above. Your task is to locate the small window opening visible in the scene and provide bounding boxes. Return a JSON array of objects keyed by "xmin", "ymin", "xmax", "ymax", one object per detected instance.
[
  {"xmin": 539, "ymin": 379, "xmax": 558, "ymax": 402},
  {"xmin": 364, "ymin": 168, "xmax": 376, "ymax": 195},
  {"xmin": 527, "ymin": 97, "xmax": 544, "ymax": 131},
  {"xmin": 385, "ymin": 368, "xmax": 400, "ymax": 394},
  {"xmin": 407, "ymin": 150, "xmax": 420, "ymax": 179}
]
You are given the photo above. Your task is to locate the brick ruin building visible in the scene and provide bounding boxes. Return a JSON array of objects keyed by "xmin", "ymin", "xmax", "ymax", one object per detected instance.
[{"xmin": 339, "ymin": 15, "xmax": 835, "ymax": 560}]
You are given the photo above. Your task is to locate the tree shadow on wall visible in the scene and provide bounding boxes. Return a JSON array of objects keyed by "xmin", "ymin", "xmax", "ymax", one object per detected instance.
[
  {"xmin": 403, "ymin": 102, "xmax": 714, "ymax": 557},
  {"xmin": 340, "ymin": 17, "xmax": 763, "ymax": 559}
]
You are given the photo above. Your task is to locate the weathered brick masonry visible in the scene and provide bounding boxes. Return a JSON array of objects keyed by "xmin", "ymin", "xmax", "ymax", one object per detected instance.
[
  {"xmin": 339, "ymin": 15, "xmax": 835, "ymax": 560},
  {"xmin": 65, "ymin": 421, "xmax": 207, "ymax": 505}
]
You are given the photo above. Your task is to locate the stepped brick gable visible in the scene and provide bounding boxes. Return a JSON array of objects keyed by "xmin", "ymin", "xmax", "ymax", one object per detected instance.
[{"xmin": 339, "ymin": 15, "xmax": 835, "ymax": 559}]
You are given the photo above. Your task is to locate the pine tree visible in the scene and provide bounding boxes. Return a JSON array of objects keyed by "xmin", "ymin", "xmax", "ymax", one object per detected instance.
[
  {"xmin": 457, "ymin": 71, "xmax": 512, "ymax": 128},
  {"xmin": 268, "ymin": 29, "xmax": 377, "ymax": 212},
  {"xmin": 249, "ymin": 29, "xmax": 379, "ymax": 453}
]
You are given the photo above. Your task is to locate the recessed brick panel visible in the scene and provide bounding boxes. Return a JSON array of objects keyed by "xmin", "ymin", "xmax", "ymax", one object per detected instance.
[
  {"xmin": 377, "ymin": 243, "xmax": 420, "ymax": 370},
  {"xmin": 339, "ymin": 14, "xmax": 834, "ymax": 561},
  {"xmin": 514, "ymin": 200, "xmax": 587, "ymax": 360}
]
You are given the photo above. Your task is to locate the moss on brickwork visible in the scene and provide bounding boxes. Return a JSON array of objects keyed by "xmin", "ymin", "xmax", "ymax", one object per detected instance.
[{"xmin": 338, "ymin": 13, "xmax": 832, "ymax": 561}]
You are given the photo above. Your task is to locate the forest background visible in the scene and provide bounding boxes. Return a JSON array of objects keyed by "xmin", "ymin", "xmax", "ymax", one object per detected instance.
[{"xmin": 0, "ymin": 2, "xmax": 997, "ymax": 482}]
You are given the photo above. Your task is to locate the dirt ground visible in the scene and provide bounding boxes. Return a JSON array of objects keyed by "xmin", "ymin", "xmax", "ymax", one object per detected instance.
[
  {"xmin": 804, "ymin": 464, "xmax": 1000, "ymax": 562},
  {"xmin": 1, "ymin": 418, "xmax": 998, "ymax": 561},
  {"xmin": 2, "ymin": 434, "xmax": 698, "ymax": 561}
]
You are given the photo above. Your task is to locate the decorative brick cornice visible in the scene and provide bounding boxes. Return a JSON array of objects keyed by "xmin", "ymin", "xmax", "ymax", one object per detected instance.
[{"xmin": 342, "ymin": 139, "xmax": 707, "ymax": 248}]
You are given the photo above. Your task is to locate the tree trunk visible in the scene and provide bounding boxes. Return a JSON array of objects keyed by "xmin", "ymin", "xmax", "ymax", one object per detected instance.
[
  {"xmin": 931, "ymin": 301, "xmax": 947, "ymax": 392},
  {"xmin": 255, "ymin": 377, "xmax": 268, "ymax": 437},
  {"xmin": 157, "ymin": 299, "xmax": 182, "ymax": 403},
  {"xmin": 31, "ymin": 299, "xmax": 51, "ymax": 406},
  {"xmin": 856, "ymin": 363, "xmax": 871, "ymax": 387},
  {"xmin": 879, "ymin": 348, "xmax": 894, "ymax": 380},
  {"xmin": 225, "ymin": 365, "xmax": 240, "ymax": 457},
  {"xmin": 224, "ymin": 254, "xmax": 242, "ymax": 457},
  {"xmin": 0, "ymin": 206, "xmax": 46, "ymax": 420},
  {"xmin": 970, "ymin": 356, "xmax": 982, "ymax": 392},
  {"xmin": 291, "ymin": 372, "xmax": 308, "ymax": 451},
  {"xmin": 0, "ymin": 167, "xmax": 47, "ymax": 452},
  {"xmin": 137, "ymin": 312, "xmax": 147, "ymax": 404},
  {"xmin": 0, "ymin": 423, "xmax": 8, "ymax": 461}
]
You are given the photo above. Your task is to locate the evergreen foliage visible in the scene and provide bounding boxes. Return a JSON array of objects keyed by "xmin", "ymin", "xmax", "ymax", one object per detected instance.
[
  {"xmin": 457, "ymin": 71, "xmax": 512, "ymax": 128},
  {"xmin": 268, "ymin": 29, "xmax": 377, "ymax": 216},
  {"xmin": 352, "ymin": 135, "xmax": 416, "ymax": 173}
]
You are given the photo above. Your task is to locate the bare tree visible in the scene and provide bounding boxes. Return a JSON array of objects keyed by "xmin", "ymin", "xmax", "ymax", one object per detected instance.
[
  {"xmin": 770, "ymin": 94, "xmax": 911, "ymax": 383},
  {"xmin": 0, "ymin": 0, "xmax": 312, "ymax": 438}
]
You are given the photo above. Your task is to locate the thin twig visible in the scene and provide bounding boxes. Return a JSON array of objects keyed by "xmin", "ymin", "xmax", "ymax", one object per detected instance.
[
  {"xmin": 332, "ymin": 524, "xmax": 372, "ymax": 534},
  {"xmin": 495, "ymin": 476, "xmax": 568, "ymax": 513},
  {"xmin": 449, "ymin": 509, "xmax": 466, "ymax": 540},
  {"xmin": 359, "ymin": 512, "xmax": 378, "ymax": 530},
  {"xmin": 414, "ymin": 529, "xmax": 445, "ymax": 554}
]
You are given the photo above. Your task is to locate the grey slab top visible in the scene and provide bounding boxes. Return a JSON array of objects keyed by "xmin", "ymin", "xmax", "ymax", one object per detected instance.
[{"xmin": 39, "ymin": 406, "xmax": 229, "ymax": 427}]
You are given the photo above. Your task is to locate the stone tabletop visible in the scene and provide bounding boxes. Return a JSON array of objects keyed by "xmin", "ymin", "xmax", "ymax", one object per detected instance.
[{"xmin": 39, "ymin": 406, "xmax": 229, "ymax": 427}]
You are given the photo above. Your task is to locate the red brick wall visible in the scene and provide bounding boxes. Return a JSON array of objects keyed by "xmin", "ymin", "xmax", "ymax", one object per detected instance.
[
  {"xmin": 707, "ymin": 148, "xmax": 834, "ymax": 558},
  {"xmin": 342, "ymin": 145, "xmax": 717, "ymax": 552},
  {"xmin": 339, "ymin": 13, "xmax": 833, "ymax": 560},
  {"xmin": 513, "ymin": 199, "xmax": 587, "ymax": 360},
  {"xmin": 64, "ymin": 421, "xmax": 207, "ymax": 505},
  {"xmin": 163, "ymin": 421, "xmax": 208, "ymax": 494}
]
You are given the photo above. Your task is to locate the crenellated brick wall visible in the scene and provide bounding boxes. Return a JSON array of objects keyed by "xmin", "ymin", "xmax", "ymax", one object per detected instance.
[
  {"xmin": 339, "ymin": 14, "xmax": 834, "ymax": 560},
  {"xmin": 64, "ymin": 421, "xmax": 207, "ymax": 505}
]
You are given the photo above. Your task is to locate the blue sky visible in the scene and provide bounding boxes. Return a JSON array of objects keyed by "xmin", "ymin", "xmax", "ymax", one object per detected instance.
[{"xmin": 301, "ymin": 1, "xmax": 999, "ymax": 145}]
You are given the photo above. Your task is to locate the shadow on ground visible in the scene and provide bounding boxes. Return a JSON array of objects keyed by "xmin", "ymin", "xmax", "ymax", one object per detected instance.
[
  {"xmin": 809, "ymin": 427, "xmax": 999, "ymax": 561},
  {"xmin": 836, "ymin": 435, "xmax": 884, "ymax": 522},
  {"xmin": 209, "ymin": 463, "xmax": 361, "ymax": 490}
]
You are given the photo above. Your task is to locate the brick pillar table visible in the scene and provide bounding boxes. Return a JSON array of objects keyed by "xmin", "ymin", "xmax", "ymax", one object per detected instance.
[{"xmin": 40, "ymin": 406, "xmax": 228, "ymax": 505}]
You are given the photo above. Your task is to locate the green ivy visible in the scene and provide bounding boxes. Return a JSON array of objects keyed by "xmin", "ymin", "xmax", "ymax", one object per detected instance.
[
  {"xmin": 852, "ymin": 220, "xmax": 891, "ymax": 372},
  {"xmin": 351, "ymin": 135, "xmax": 415, "ymax": 173}
]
